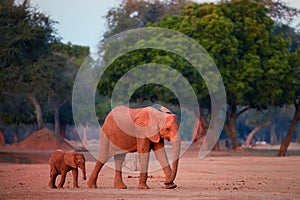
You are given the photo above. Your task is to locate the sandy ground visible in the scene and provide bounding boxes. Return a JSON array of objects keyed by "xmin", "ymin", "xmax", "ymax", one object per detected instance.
[{"xmin": 0, "ymin": 149, "xmax": 300, "ymax": 200}]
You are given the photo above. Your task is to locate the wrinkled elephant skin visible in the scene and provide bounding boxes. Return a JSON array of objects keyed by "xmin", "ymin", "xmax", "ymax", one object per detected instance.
[{"xmin": 87, "ymin": 106, "xmax": 181, "ymax": 189}]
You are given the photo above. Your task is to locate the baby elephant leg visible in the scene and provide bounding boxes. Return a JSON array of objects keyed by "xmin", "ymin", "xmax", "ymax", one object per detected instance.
[
  {"xmin": 58, "ymin": 171, "xmax": 67, "ymax": 188},
  {"xmin": 72, "ymin": 168, "xmax": 79, "ymax": 188},
  {"xmin": 48, "ymin": 165, "xmax": 58, "ymax": 188}
]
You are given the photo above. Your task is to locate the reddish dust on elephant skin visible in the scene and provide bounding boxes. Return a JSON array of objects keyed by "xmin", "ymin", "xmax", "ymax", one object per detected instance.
[
  {"xmin": 87, "ymin": 106, "xmax": 180, "ymax": 190},
  {"xmin": 48, "ymin": 150, "xmax": 86, "ymax": 189}
]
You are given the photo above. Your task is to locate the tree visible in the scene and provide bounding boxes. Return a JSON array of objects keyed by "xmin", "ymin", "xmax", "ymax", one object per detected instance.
[
  {"xmin": 220, "ymin": 0, "xmax": 293, "ymax": 149},
  {"xmin": 243, "ymin": 109, "xmax": 270, "ymax": 147},
  {"xmin": 0, "ymin": 0, "xmax": 60, "ymax": 129},
  {"xmin": 152, "ymin": 0, "xmax": 293, "ymax": 149},
  {"xmin": 98, "ymin": 0, "xmax": 299, "ymax": 151},
  {"xmin": 98, "ymin": 0, "xmax": 212, "ymax": 131},
  {"xmin": 278, "ymin": 49, "xmax": 300, "ymax": 156},
  {"xmin": 254, "ymin": 0, "xmax": 300, "ymax": 23},
  {"xmin": 271, "ymin": 23, "xmax": 300, "ymax": 156},
  {"xmin": 103, "ymin": 0, "xmax": 188, "ymax": 38},
  {"xmin": 0, "ymin": 1, "xmax": 91, "ymax": 136},
  {"xmin": 50, "ymin": 42, "xmax": 90, "ymax": 135}
]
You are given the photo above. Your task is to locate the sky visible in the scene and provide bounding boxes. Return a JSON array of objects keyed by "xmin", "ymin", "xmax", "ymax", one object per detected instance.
[
  {"xmin": 22, "ymin": 0, "xmax": 300, "ymax": 54},
  {"xmin": 27, "ymin": 0, "xmax": 122, "ymax": 54}
]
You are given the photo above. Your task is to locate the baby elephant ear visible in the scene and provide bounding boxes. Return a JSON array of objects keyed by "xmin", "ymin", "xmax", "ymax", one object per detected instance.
[
  {"xmin": 64, "ymin": 152, "xmax": 77, "ymax": 168},
  {"xmin": 134, "ymin": 107, "xmax": 161, "ymax": 143}
]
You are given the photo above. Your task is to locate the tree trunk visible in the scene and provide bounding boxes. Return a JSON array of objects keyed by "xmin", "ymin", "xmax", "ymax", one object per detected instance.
[
  {"xmin": 224, "ymin": 106, "xmax": 249, "ymax": 150},
  {"xmin": 13, "ymin": 133, "xmax": 18, "ymax": 145},
  {"xmin": 192, "ymin": 118, "xmax": 202, "ymax": 142},
  {"xmin": 270, "ymin": 124, "xmax": 278, "ymax": 145},
  {"xmin": 224, "ymin": 119, "xmax": 238, "ymax": 150},
  {"xmin": 192, "ymin": 112, "xmax": 221, "ymax": 151},
  {"xmin": 244, "ymin": 120, "xmax": 270, "ymax": 147},
  {"xmin": 224, "ymin": 108, "xmax": 239, "ymax": 150},
  {"xmin": 192, "ymin": 111, "xmax": 208, "ymax": 143},
  {"xmin": 278, "ymin": 103, "xmax": 300, "ymax": 156},
  {"xmin": 192, "ymin": 108, "xmax": 211, "ymax": 151},
  {"xmin": 212, "ymin": 141, "xmax": 219, "ymax": 151},
  {"xmin": 60, "ymin": 123, "xmax": 67, "ymax": 139},
  {"xmin": 54, "ymin": 106, "xmax": 60, "ymax": 135},
  {"xmin": 0, "ymin": 129, "xmax": 5, "ymax": 146},
  {"xmin": 245, "ymin": 126, "xmax": 260, "ymax": 147},
  {"xmin": 28, "ymin": 95, "xmax": 45, "ymax": 130}
]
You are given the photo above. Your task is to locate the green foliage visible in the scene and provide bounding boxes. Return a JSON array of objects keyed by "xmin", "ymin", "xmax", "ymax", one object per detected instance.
[
  {"xmin": 95, "ymin": 95, "xmax": 111, "ymax": 124},
  {"xmin": 98, "ymin": 48, "xmax": 200, "ymax": 104},
  {"xmin": 43, "ymin": 42, "xmax": 91, "ymax": 126},
  {"xmin": 0, "ymin": 0, "xmax": 57, "ymax": 96},
  {"xmin": 103, "ymin": 0, "xmax": 188, "ymax": 38},
  {"xmin": 0, "ymin": 94, "xmax": 35, "ymax": 124},
  {"xmin": 271, "ymin": 25, "xmax": 300, "ymax": 106},
  {"xmin": 97, "ymin": 0, "xmax": 300, "ymax": 149},
  {"xmin": 51, "ymin": 42, "xmax": 90, "ymax": 66},
  {"xmin": 99, "ymin": 0, "xmax": 295, "ymax": 111},
  {"xmin": 155, "ymin": 0, "xmax": 296, "ymax": 110},
  {"xmin": 0, "ymin": 1, "xmax": 90, "ymax": 127},
  {"xmin": 0, "ymin": 0, "xmax": 58, "ymax": 124}
]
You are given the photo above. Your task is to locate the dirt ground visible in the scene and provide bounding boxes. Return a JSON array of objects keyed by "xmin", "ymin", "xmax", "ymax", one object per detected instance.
[{"xmin": 0, "ymin": 148, "xmax": 299, "ymax": 200}]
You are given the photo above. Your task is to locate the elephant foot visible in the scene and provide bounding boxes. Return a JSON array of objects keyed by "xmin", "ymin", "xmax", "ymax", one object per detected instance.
[
  {"xmin": 165, "ymin": 182, "xmax": 177, "ymax": 189},
  {"xmin": 87, "ymin": 180, "xmax": 97, "ymax": 188},
  {"xmin": 114, "ymin": 182, "xmax": 127, "ymax": 189},
  {"xmin": 48, "ymin": 182, "xmax": 56, "ymax": 189},
  {"xmin": 74, "ymin": 185, "xmax": 80, "ymax": 188},
  {"xmin": 137, "ymin": 183, "xmax": 150, "ymax": 189},
  {"xmin": 49, "ymin": 185, "xmax": 57, "ymax": 189}
]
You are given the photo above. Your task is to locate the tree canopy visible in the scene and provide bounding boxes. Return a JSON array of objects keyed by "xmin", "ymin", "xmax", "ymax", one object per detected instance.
[
  {"xmin": 103, "ymin": 0, "xmax": 188, "ymax": 38},
  {"xmin": 98, "ymin": 0, "xmax": 300, "ymax": 150},
  {"xmin": 0, "ymin": 0, "xmax": 90, "ymax": 136},
  {"xmin": 1, "ymin": 0, "xmax": 299, "ymax": 155}
]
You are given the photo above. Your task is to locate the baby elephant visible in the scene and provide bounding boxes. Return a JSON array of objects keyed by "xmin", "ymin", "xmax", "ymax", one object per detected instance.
[{"xmin": 48, "ymin": 150, "xmax": 87, "ymax": 188}]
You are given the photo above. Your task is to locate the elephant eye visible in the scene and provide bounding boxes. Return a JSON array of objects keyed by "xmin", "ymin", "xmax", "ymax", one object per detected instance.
[{"xmin": 166, "ymin": 127, "xmax": 170, "ymax": 131}]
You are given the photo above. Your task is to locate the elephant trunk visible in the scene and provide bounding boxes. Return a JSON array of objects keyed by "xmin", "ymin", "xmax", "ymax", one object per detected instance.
[{"xmin": 168, "ymin": 135, "xmax": 181, "ymax": 184}]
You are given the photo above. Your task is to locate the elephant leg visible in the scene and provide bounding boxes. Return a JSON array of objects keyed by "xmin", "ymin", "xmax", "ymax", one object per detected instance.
[
  {"xmin": 87, "ymin": 160, "xmax": 106, "ymax": 188},
  {"xmin": 114, "ymin": 154, "xmax": 127, "ymax": 189},
  {"xmin": 137, "ymin": 138, "xmax": 151, "ymax": 189},
  {"xmin": 48, "ymin": 166, "xmax": 58, "ymax": 188},
  {"xmin": 138, "ymin": 153, "xmax": 150, "ymax": 189},
  {"xmin": 58, "ymin": 171, "xmax": 67, "ymax": 188},
  {"xmin": 72, "ymin": 168, "xmax": 79, "ymax": 188},
  {"xmin": 88, "ymin": 132, "xmax": 111, "ymax": 188},
  {"xmin": 152, "ymin": 142, "xmax": 176, "ymax": 189},
  {"xmin": 153, "ymin": 143, "xmax": 172, "ymax": 181}
]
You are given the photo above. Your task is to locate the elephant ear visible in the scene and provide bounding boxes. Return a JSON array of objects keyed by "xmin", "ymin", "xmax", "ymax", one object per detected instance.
[
  {"xmin": 134, "ymin": 107, "xmax": 161, "ymax": 143},
  {"xmin": 159, "ymin": 106, "xmax": 172, "ymax": 114},
  {"xmin": 64, "ymin": 152, "xmax": 77, "ymax": 168}
]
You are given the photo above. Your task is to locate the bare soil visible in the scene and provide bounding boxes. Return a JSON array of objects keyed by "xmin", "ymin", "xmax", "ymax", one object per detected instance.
[{"xmin": 0, "ymin": 148, "xmax": 299, "ymax": 200}]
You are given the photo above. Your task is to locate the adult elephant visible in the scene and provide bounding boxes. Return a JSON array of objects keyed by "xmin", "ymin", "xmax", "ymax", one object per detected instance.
[{"xmin": 87, "ymin": 105, "xmax": 181, "ymax": 189}]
